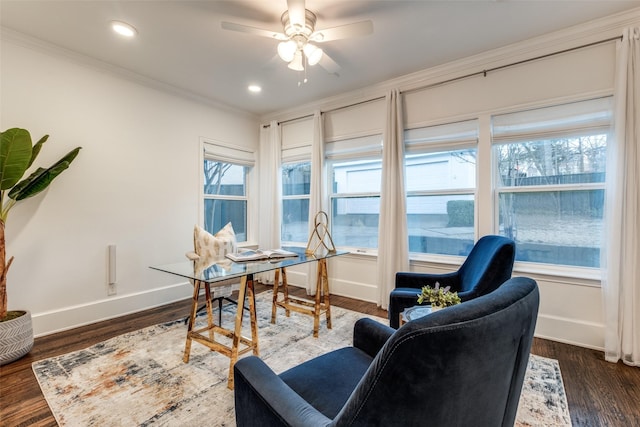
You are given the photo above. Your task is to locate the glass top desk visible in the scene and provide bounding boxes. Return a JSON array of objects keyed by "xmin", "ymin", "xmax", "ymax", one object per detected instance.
[{"xmin": 150, "ymin": 246, "xmax": 347, "ymax": 389}]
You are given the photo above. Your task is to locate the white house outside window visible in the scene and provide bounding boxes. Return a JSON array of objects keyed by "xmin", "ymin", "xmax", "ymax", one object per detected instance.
[
  {"xmin": 282, "ymin": 161, "xmax": 310, "ymax": 243},
  {"xmin": 326, "ymin": 134, "xmax": 383, "ymax": 249},
  {"xmin": 404, "ymin": 120, "xmax": 479, "ymax": 257},
  {"xmin": 202, "ymin": 141, "xmax": 254, "ymax": 242},
  {"xmin": 491, "ymin": 96, "xmax": 612, "ymax": 268}
]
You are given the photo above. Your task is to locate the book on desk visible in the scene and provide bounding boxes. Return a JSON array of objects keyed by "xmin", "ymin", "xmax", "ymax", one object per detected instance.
[{"xmin": 225, "ymin": 248, "xmax": 298, "ymax": 262}]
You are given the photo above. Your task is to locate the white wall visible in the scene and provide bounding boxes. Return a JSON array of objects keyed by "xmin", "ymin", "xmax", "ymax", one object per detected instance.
[{"xmin": 1, "ymin": 38, "xmax": 259, "ymax": 336}]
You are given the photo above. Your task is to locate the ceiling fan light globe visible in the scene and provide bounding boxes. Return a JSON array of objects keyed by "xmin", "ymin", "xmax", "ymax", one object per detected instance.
[
  {"xmin": 288, "ymin": 51, "xmax": 305, "ymax": 71},
  {"xmin": 277, "ymin": 40, "xmax": 297, "ymax": 62},
  {"xmin": 304, "ymin": 44, "xmax": 323, "ymax": 65},
  {"xmin": 287, "ymin": 61, "xmax": 304, "ymax": 71}
]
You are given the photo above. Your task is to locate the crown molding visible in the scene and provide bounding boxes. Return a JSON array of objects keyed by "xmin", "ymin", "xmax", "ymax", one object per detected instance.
[
  {"xmin": 1, "ymin": 27, "xmax": 258, "ymax": 120},
  {"xmin": 261, "ymin": 6, "xmax": 640, "ymax": 124}
]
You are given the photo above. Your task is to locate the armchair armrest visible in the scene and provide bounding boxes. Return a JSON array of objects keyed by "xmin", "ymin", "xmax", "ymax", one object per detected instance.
[
  {"xmin": 234, "ymin": 356, "xmax": 332, "ymax": 427},
  {"xmin": 395, "ymin": 271, "xmax": 460, "ymax": 290},
  {"xmin": 353, "ymin": 318, "xmax": 394, "ymax": 358}
]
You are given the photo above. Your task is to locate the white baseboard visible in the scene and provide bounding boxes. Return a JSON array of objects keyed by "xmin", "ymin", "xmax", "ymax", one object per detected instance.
[
  {"xmin": 32, "ymin": 282, "xmax": 193, "ymax": 337},
  {"xmin": 287, "ymin": 275, "xmax": 605, "ymax": 350},
  {"xmin": 278, "ymin": 269, "xmax": 379, "ymax": 303},
  {"xmin": 534, "ymin": 313, "xmax": 605, "ymax": 351},
  {"xmin": 32, "ymin": 278, "xmax": 606, "ymax": 353},
  {"xmin": 330, "ymin": 279, "xmax": 379, "ymax": 304}
]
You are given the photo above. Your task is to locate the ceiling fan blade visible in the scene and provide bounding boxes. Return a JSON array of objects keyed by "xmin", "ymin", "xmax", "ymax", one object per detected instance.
[
  {"xmin": 317, "ymin": 51, "xmax": 341, "ymax": 75},
  {"xmin": 311, "ymin": 20, "xmax": 373, "ymax": 43},
  {"xmin": 221, "ymin": 21, "xmax": 287, "ymax": 40},
  {"xmin": 287, "ymin": 0, "xmax": 306, "ymax": 28}
]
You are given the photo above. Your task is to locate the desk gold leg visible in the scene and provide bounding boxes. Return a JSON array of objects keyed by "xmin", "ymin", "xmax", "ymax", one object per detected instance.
[
  {"xmin": 281, "ymin": 268, "xmax": 290, "ymax": 317},
  {"xmin": 183, "ymin": 280, "xmax": 202, "ymax": 363},
  {"xmin": 320, "ymin": 259, "xmax": 332, "ymax": 330},
  {"xmin": 204, "ymin": 282, "xmax": 214, "ymax": 341},
  {"xmin": 271, "ymin": 268, "xmax": 280, "ymax": 324},
  {"xmin": 313, "ymin": 263, "xmax": 323, "ymax": 338},
  {"xmin": 247, "ymin": 277, "xmax": 259, "ymax": 356},
  {"xmin": 270, "ymin": 260, "xmax": 333, "ymax": 337},
  {"xmin": 180, "ymin": 274, "xmax": 259, "ymax": 391},
  {"xmin": 228, "ymin": 275, "xmax": 247, "ymax": 389},
  {"xmin": 271, "ymin": 268, "xmax": 291, "ymax": 324}
]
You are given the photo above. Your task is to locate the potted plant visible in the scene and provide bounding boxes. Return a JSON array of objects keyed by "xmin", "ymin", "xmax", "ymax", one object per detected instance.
[
  {"xmin": 417, "ymin": 282, "xmax": 461, "ymax": 311},
  {"xmin": 0, "ymin": 128, "xmax": 81, "ymax": 365}
]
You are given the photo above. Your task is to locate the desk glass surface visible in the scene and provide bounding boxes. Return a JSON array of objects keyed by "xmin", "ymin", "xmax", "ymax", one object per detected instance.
[{"xmin": 150, "ymin": 247, "xmax": 348, "ymax": 285}]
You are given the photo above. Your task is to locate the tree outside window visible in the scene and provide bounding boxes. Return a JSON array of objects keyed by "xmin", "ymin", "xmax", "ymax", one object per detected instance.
[
  {"xmin": 203, "ymin": 159, "xmax": 248, "ymax": 241},
  {"xmin": 494, "ymin": 135, "xmax": 606, "ymax": 267},
  {"xmin": 492, "ymin": 95, "xmax": 611, "ymax": 268}
]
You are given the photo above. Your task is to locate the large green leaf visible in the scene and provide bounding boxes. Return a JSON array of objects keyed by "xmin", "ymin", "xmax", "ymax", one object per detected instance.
[
  {"xmin": 27, "ymin": 134, "xmax": 49, "ymax": 169},
  {"xmin": 0, "ymin": 128, "xmax": 32, "ymax": 190},
  {"xmin": 8, "ymin": 147, "xmax": 81, "ymax": 201}
]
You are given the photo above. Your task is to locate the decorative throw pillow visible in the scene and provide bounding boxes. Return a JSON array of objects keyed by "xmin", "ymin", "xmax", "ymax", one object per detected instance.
[{"xmin": 193, "ymin": 222, "xmax": 237, "ymax": 272}]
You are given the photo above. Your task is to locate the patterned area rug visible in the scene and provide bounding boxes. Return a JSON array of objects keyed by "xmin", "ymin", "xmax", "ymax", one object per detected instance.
[{"xmin": 33, "ymin": 292, "xmax": 571, "ymax": 426}]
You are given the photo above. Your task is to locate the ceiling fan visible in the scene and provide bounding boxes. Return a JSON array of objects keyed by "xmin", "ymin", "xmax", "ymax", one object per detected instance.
[{"xmin": 221, "ymin": 0, "xmax": 373, "ymax": 75}]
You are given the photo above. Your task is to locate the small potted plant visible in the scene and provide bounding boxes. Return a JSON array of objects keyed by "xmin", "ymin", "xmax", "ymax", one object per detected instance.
[
  {"xmin": 0, "ymin": 128, "xmax": 81, "ymax": 365},
  {"xmin": 417, "ymin": 282, "xmax": 461, "ymax": 311}
]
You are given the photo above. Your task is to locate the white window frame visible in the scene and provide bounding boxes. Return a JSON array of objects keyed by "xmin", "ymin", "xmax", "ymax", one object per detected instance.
[
  {"xmin": 491, "ymin": 96, "xmax": 612, "ymax": 271},
  {"xmin": 200, "ymin": 138, "xmax": 255, "ymax": 243},
  {"xmin": 404, "ymin": 119, "xmax": 479, "ymax": 259},
  {"xmin": 326, "ymin": 134, "xmax": 383, "ymax": 251},
  {"xmin": 281, "ymin": 160, "xmax": 311, "ymax": 245}
]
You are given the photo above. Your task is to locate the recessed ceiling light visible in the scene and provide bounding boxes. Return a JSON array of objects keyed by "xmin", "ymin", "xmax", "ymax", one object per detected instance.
[
  {"xmin": 248, "ymin": 85, "xmax": 262, "ymax": 93},
  {"xmin": 111, "ymin": 21, "xmax": 137, "ymax": 38}
]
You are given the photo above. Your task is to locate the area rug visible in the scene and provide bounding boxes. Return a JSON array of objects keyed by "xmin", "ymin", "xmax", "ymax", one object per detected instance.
[{"xmin": 33, "ymin": 292, "xmax": 571, "ymax": 426}]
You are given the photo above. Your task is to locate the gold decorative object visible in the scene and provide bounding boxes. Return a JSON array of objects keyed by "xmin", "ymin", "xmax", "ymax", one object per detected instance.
[{"xmin": 305, "ymin": 211, "xmax": 336, "ymax": 255}]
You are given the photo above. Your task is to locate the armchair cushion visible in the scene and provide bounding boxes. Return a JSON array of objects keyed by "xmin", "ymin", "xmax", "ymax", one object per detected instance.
[{"xmin": 279, "ymin": 347, "xmax": 373, "ymax": 419}]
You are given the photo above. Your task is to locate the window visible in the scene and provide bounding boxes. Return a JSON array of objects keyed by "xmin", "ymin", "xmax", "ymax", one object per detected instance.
[
  {"xmin": 492, "ymin": 97, "xmax": 611, "ymax": 267},
  {"xmin": 327, "ymin": 135, "xmax": 383, "ymax": 249},
  {"xmin": 404, "ymin": 120, "xmax": 479, "ymax": 256},
  {"xmin": 202, "ymin": 141, "xmax": 254, "ymax": 241},
  {"xmin": 282, "ymin": 161, "xmax": 310, "ymax": 243}
]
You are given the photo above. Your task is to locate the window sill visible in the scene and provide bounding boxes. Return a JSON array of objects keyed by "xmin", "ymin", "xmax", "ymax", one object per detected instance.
[
  {"xmin": 325, "ymin": 247, "xmax": 602, "ymax": 286},
  {"xmin": 513, "ymin": 262, "xmax": 601, "ymax": 286}
]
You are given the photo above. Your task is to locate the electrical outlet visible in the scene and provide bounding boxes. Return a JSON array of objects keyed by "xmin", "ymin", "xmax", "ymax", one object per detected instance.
[{"xmin": 108, "ymin": 282, "xmax": 117, "ymax": 296}]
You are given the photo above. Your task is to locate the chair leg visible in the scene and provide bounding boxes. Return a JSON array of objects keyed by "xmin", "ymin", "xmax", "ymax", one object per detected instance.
[{"xmin": 184, "ymin": 296, "xmax": 236, "ymax": 325}]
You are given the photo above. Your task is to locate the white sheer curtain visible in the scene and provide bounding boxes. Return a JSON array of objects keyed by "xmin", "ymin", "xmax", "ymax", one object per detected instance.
[
  {"xmin": 257, "ymin": 120, "xmax": 282, "ymax": 284},
  {"xmin": 377, "ymin": 90, "xmax": 410, "ymax": 308},
  {"xmin": 306, "ymin": 111, "xmax": 326, "ymax": 294},
  {"xmin": 602, "ymin": 27, "xmax": 639, "ymax": 366}
]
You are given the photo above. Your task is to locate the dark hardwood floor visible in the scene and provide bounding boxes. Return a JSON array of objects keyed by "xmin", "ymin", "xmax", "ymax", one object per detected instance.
[{"xmin": 1, "ymin": 285, "xmax": 639, "ymax": 426}]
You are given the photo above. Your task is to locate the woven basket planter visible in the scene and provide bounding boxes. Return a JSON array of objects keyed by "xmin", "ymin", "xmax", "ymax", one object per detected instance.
[{"xmin": 0, "ymin": 310, "xmax": 34, "ymax": 365}]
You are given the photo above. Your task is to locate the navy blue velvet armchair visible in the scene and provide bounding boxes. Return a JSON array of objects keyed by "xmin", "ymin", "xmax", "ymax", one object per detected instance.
[
  {"xmin": 234, "ymin": 277, "xmax": 539, "ymax": 427},
  {"xmin": 388, "ymin": 234, "xmax": 516, "ymax": 328}
]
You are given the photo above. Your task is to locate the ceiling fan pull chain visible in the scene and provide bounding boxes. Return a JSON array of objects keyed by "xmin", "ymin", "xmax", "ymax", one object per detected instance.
[{"xmin": 303, "ymin": 56, "xmax": 308, "ymax": 84}]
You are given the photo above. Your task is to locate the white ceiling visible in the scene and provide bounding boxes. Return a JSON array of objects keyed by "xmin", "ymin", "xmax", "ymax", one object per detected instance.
[{"xmin": 2, "ymin": 1, "xmax": 639, "ymax": 117}]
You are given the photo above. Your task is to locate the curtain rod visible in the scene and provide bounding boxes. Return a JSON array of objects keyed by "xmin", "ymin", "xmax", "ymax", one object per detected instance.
[
  {"xmin": 403, "ymin": 34, "xmax": 624, "ymax": 96},
  {"xmin": 262, "ymin": 97, "xmax": 385, "ymax": 128},
  {"xmin": 262, "ymin": 113, "xmax": 313, "ymax": 128},
  {"xmin": 263, "ymin": 34, "xmax": 623, "ymax": 128}
]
